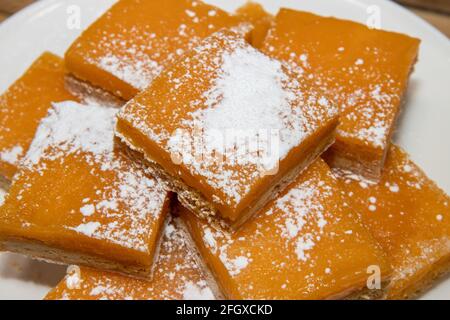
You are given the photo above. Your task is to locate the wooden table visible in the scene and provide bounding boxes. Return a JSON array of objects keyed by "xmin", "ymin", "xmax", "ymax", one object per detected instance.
[
  {"xmin": 0, "ymin": 0, "xmax": 449, "ymax": 37},
  {"xmin": 0, "ymin": 11, "xmax": 7, "ymax": 23}
]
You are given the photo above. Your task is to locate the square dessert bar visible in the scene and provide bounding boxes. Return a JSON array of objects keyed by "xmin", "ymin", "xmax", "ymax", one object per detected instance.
[
  {"xmin": 180, "ymin": 159, "xmax": 391, "ymax": 299},
  {"xmin": 45, "ymin": 216, "xmax": 217, "ymax": 300},
  {"xmin": 0, "ymin": 52, "xmax": 76, "ymax": 181},
  {"xmin": 65, "ymin": 0, "xmax": 246, "ymax": 100},
  {"xmin": 334, "ymin": 145, "xmax": 450, "ymax": 299},
  {"xmin": 0, "ymin": 101, "xmax": 170, "ymax": 279},
  {"xmin": 116, "ymin": 30, "xmax": 339, "ymax": 229},
  {"xmin": 262, "ymin": 9, "xmax": 420, "ymax": 180}
]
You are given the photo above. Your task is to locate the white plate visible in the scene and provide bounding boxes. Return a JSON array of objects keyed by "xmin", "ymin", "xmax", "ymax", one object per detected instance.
[{"xmin": 0, "ymin": 0, "xmax": 449, "ymax": 300}]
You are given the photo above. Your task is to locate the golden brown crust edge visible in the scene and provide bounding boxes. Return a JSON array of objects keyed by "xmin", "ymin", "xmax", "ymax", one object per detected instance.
[
  {"xmin": 171, "ymin": 216, "xmax": 226, "ymax": 300},
  {"xmin": 116, "ymin": 127, "xmax": 337, "ymax": 231},
  {"xmin": 342, "ymin": 282, "xmax": 389, "ymax": 300},
  {"xmin": 387, "ymin": 256, "xmax": 450, "ymax": 300},
  {"xmin": 324, "ymin": 140, "xmax": 384, "ymax": 182},
  {"xmin": 0, "ymin": 236, "xmax": 156, "ymax": 280},
  {"xmin": 64, "ymin": 74, "xmax": 125, "ymax": 108},
  {"xmin": 0, "ymin": 175, "xmax": 10, "ymax": 192}
]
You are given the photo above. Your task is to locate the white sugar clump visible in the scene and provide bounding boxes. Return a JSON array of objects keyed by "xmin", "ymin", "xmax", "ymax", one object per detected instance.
[
  {"xmin": 202, "ymin": 227, "xmax": 217, "ymax": 251},
  {"xmin": 0, "ymin": 145, "xmax": 24, "ymax": 165},
  {"xmin": 188, "ymin": 46, "xmax": 311, "ymax": 164},
  {"xmin": 0, "ymin": 188, "xmax": 6, "ymax": 206},
  {"xmin": 182, "ymin": 281, "xmax": 215, "ymax": 300},
  {"xmin": 71, "ymin": 222, "xmax": 101, "ymax": 237},
  {"xmin": 231, "ymin": 256, "xmax": 249, "ymax": 271},
  {"xmin": 89, "ymin": 285, "xmax": 116, "ymax": 297},
  {"xmin": 200, "ymin": 226, "xmax": 252, "ymax": 277},
  {"xmin": 295, "ymin": 235, "xmax": 315, "ymax": 262},
  {"xmin": 389, "ymin": 183, "xmax": 400, "ymax": 193},
  {"xmin": 353, "ymin": 118, "xmax": 388, "ymax": 148},
  {"xmin": 220, "ymin": 250, "xmax": 250, "ymax": 277},
  {"xmin": 80, "ymin": 204, "xmax": 95, "ymax": 217}
]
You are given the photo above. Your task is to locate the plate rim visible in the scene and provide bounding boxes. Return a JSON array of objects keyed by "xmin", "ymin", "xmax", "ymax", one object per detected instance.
[{"xmin": 0, "ymin": 0, "xmax": 449, "ymax": 49}]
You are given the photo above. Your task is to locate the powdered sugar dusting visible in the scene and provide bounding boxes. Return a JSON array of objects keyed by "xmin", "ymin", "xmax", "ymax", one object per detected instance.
[
  {"xmin": 394, "ymin": 238, "xmax": 450, "ymax": 283},
  {"xmin": 221, "ymin": 254, "xmax": 250, "ymax": 277},
  {"xmin": 98, "ymin": 53, "xmax": 162, "ymax": 91},
  {"xmin": 313, "ymin": 70, "xmax": 395, "ymax": 150},
  {"xmin": 271, "ymin": 170, "xmax": 330, "ymax": 262},
  {"xmin": 80, "ymin": 204, "xmax": 95, "ymax": 217},
  {"xmin": 71, "ymin": 222, "xmax": 101, "ymax": 237},
  {"xmin": 263, "ymin": 14, "xmax": 418, "ymax": 154},
  {"xmin": 202, "ymin": 227, "xmax": 217, "ymax": 250},
  {"xmin": 73, "ymin": 0, "xmax": 244, "ymax": 94},
  {"xmin": 16, "ymin": 101, "xmax": 169, "ymax": 253},
  {"xmin": 201, "ymin": 226, "xmax": 253, "ymax": 277},
  {"xmin": 186, "ymin": 46, "xmax": 316, "ymax": 163},
  {"xmin": 0, "ymin": 188, "xmax": 6, "ymax": 206},
  {"xmin": 182, "ymin": 281, "xmax": 215, "ymax": 300},
  {"xmin": 24, "ymin": 101, "xmax": 116, "ymax": 168},
  {"xmin": 50, "ymin": 218, "xmax": 216, "ymax": 300}
]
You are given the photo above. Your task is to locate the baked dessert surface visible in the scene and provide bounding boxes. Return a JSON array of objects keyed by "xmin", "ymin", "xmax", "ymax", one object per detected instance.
[
  {"xmin": 333, "ymin": 145, "xmax": 450, "ymax": 299},
  {"xmin": 235, "ymin": 2, "xmax": 274, "ymax": 48},
  {"xmin": 0, "ymin": 101, "xmax": 170, "ymax": 278},
  {"xmin": 44, "ymin": 216, "xmax": 217, "ymax": 300},
  {"xmin": 65, "ymin": 0, "xmax": 245, "ymax": 100},
  {"xmin": 180, "ymin": 159, "xmax": 391, "ymax": 299},
  {"xmin": 116, "ymin": 29, "xmax": 339, "ymax": 227},
  {"xmin": 262, "ymin": 9, "xmax": 420, "ymax": 180},
  {"xmin": 0, "ymin": 52, "xmax": 76, "ymax": 181}
]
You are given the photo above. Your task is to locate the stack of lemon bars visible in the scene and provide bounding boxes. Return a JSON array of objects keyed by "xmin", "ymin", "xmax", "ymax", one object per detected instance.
[{"xmin": 0, "ymin": 0, "xmax": 449, "ymax": 300}]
